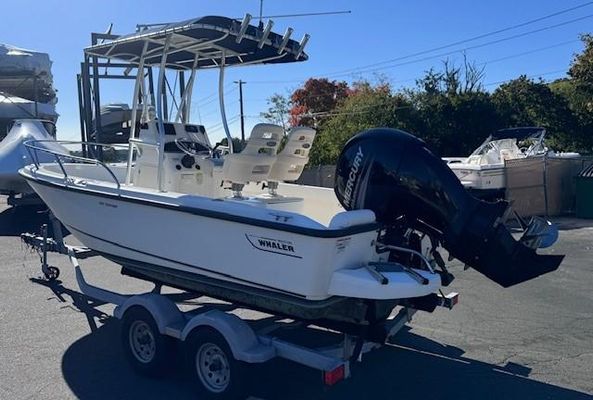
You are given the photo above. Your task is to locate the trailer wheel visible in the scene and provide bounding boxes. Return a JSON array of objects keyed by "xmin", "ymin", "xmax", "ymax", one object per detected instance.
[
  {"xmin": 121, "ymin": 306, "xmax": 173, "ymax": 377},
  {"xmin": 186, "ymin": 327, "xmax": 247, "ymax": 400},
  {"xmin": 43, "ymin": 266, "xmax": 60, "ymax": 281}
]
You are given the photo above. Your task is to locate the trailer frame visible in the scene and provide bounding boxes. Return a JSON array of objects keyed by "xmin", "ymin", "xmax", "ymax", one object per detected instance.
[{"xmin": 21, "ymin": 215, "xmax": 458, "ymax": 397}]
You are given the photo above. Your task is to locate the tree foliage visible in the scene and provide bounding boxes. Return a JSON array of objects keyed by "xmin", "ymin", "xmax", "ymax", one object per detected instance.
[
  {"xmin": 309, "ymin": 82, "xmax": 419, "ymax": 165},
  {"xmin": 569, "ymin": 34, "xmax": 593, "ymax": 100},
  {"xmin": 407, "ymin": 62, "xmax": 498, "ymax": 156},
  {"xmin": 565, "ymin": 34, "xmax": 593, "ymax": 148},
  {"xmin": 492, "ymin": 76, "xmax": 578, "ymax": 150},
  {"xmin": 261, "ymin": 34, "xmax": 593, "ymax": 166},
  {"xmin": 289, "ymin": 78, "xmax": 350, "ymax": 127},
  {"xmin": 260, "ymin": 93, "xmax": 290, "ymax": 131}
]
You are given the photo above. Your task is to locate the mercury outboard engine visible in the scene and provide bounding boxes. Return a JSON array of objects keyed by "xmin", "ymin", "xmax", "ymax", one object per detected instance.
[{"xmin": 335, "ymin": 128, "xmax": 564, "ymax": 287}]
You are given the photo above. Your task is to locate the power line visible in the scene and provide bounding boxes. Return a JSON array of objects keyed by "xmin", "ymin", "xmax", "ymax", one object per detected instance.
[
  {"xmin": 483, "ymin": 68, "xmax": 567, "ymax": 87},
  {"xmin": 324, "ymin": 13, "xmax": 593, "ymax": 79},
  {"xmin": 476, "ymin": 39, "xmax": 580, "ymax": 66},
  {"xmin": 249, "ymin": 40, "xmax": 580, "ymax": 102},
  {"xmin": 195, "ymin": 86, "xmax": 237, "ymax": 107},
  {"xmin": 206, "ymin": 115, "xmax": 241, "ymax": 133},
  {"xmin": 259, "ymin": 10, "xmax": 351, "ymax": 19},
  {"xmin": 326, "ymin": 1, "xmax": 593, "ymax": 76},
  {"xmin": 192, "ymin": 83, "xmax": 234, "ymax": 106},
  {"xmin": 245, "ymin": 39, "xmax": 577, "ymax": 103},
  {"xmin": 248, "ymin": 4, "xmax": 593, "ymax": 84}
]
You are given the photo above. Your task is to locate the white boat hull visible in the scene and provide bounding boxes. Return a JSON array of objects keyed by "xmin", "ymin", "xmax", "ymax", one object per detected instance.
[
  {"xmin": 448, "ymin": 164, "xmax": 506, "ymax": 190},
  {"xmin": 22, "ymin": 165, "xmax": 441, "ymax": 302}
]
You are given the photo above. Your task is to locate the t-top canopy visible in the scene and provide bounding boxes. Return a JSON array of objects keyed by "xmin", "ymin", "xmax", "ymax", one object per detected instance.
[
  {"xmin": 491, "ymin": 127, "xmax": 546, "ymax": 141},
  {"xmin": 84, "ymin": 15, "xmax": 309, "ymax": 70}
]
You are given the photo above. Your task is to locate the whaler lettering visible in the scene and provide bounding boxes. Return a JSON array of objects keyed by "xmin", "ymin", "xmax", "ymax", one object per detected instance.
[
  {"xmin": 246, "ymin": 234, "xmax": 302, "ymax": 258},
  {"xmin": 257, "ymin": 239, "xmax": 295, "ymax": 253}
]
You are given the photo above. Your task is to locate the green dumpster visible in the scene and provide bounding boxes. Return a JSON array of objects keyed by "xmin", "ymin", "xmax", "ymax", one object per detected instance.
[{"xmin": 576, "ymin": 164, "xmax": 593, "ymax": 219}]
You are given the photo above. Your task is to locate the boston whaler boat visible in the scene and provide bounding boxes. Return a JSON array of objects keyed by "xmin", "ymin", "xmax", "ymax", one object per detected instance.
[{"xmin": 19, "ymin": 15, "xmax": 564, "ymax": 396}]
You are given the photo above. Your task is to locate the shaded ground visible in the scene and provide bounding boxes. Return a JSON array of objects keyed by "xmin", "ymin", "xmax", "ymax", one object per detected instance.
[{"xmin": 1, "ymin": 198, "xmax": 592, "ymax": 399}]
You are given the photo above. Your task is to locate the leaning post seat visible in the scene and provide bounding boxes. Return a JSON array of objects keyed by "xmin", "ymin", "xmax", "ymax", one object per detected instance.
[
  {"xmin": 222, "ymin": 123, "xmax": 283, "ymax": 197},
  {"xmin": 267, "ymin": 126, "xmax": 316, "ymax": 195}
]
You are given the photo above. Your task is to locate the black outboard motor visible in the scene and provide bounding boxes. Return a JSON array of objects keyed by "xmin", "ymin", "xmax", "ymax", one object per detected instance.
[{"xmin": 334, "ymin": 128, "xmax": 564, "ymax": 287}]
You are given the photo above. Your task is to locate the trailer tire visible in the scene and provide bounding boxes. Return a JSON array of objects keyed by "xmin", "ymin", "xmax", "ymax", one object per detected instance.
[
  {"xmin": 186, "ymin": 327, "xmax": 248, "ymax": 400},
  {"xmin": 44, "ymin": 266, "xmax": 60, "ymax": 281},
  {"xmin": 121, "ymin": 306, "xmax": 173, "ymax": 377}
]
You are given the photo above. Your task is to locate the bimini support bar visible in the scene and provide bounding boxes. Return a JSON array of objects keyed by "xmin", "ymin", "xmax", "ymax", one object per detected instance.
[
  {"xmin": 156, "ymin": 35, "xmax": 172, "ymax": 191},
  {"xmin": 175, "ymin": 54, "xmax": 199, "ymax": 123},
  {"xmin": 125, "ymin": 41, "xmax": 149, "ymax": 185},
  {"xmin": 218, "ymin": 50, "xmax": 234, "ymax": 154}
]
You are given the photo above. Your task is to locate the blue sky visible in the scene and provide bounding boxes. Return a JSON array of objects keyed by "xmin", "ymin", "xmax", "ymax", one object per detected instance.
[{"xmin": 0, "ymin": 0, "xmax": 591, "ymax": 142}]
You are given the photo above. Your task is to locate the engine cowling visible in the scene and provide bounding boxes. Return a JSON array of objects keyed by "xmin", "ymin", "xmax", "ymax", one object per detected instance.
[{"xmin": 334, "ymin": 128, "xmax": 564, "ymax": 287}]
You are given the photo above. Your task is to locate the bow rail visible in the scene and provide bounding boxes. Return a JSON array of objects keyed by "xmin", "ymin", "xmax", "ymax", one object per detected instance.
[{"xmin": 23, "ymin": 140, "xmax": 129, "ymax": 190}]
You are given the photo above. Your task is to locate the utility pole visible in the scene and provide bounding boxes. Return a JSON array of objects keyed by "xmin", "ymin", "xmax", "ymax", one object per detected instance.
[{"xmin": 234, "ymin": 79, "xmax": 246, "ymax": 145}]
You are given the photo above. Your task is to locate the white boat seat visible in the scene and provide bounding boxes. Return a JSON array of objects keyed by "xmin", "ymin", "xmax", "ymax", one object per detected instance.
[
  {"xmin": 329, "ymin": 210, "xmax": 376, "ymax": 229},
  {"xmin": 268, "ymin": 127, "xmax": 316, "ymax": 183},
  {"xmin": 223, "ymin": 123, "xmax": 283, "ymax": 189}
]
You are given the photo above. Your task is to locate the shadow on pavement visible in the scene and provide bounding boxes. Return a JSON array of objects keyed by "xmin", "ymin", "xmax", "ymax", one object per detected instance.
[
  {"xmin": 0, "ymin": 204, "xmax": 69, "ymax": 237},
  {"xmin": 55, "ymin": 289, "xmax": 593, "ymax": 400},
  {"xmin": 30, "ymin": 277, "xmax": 110, "ymax": 332},
  {"xmin": 0, "ymin": 204, "xmax": 49, "ymax": 236}
]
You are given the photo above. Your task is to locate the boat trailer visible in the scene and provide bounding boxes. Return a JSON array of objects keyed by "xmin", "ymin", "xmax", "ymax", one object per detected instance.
[{"xmin": 21, "ymin": 216, "xmax": 459, "ymax": 397}]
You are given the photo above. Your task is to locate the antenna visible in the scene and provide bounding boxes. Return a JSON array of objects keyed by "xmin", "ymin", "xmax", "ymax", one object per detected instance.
[
  {"xmin": 260, "ymin": 10, "xmax": 351, "ymax": 19},
  {"xmin": 249, "ymin": 0, "xmax": 350, "ymax": 22}
]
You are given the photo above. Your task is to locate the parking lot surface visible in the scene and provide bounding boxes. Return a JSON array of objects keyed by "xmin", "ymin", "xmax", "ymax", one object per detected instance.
[{"xmin": 1, "ymin": 200, "xmax": 592, "ymax": 399}]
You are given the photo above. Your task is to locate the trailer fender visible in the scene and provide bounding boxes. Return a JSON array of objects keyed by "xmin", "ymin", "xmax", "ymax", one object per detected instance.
[
  {"xmin": 114, "ymin": 293, "xmax": 184, "ymax": 334},
  {"xmin": 181, "ymin": 309, "xmax": 275, "ymax": 363}
]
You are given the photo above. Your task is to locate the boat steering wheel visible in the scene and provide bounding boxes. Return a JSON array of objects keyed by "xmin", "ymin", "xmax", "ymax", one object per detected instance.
[{"xmin": 174, "ymin": 137, "xmax": 213, "ymax": 157}]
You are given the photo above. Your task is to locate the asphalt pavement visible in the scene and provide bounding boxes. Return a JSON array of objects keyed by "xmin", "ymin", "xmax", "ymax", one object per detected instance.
[{"xmin": 0, "ymin": 198, "xmax": 592, "ymax": 400}]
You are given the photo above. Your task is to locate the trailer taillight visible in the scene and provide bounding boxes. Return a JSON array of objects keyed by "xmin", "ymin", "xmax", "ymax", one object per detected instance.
[{"xmin": 323, "ymin": 365, "xmax": 345, "ymax": 386}]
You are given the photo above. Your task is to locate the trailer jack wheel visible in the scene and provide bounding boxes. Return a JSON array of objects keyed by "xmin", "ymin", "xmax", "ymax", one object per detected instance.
[
  {"xmin": 43, "ymin": 266, "xmax": 60, "ymax": 281},
  {"xmin": 186, "ymin": 327, "xmax": 247, "ymax": 400},
  {"xmin": 121, "ymin": 306, "xmax": 173, "ymax": 377}
]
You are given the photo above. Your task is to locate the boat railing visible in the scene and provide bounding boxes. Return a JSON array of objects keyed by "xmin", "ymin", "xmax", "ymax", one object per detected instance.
[{"xmin": 24, "ymin": 140, "xmax": 129, "ymax": 190}]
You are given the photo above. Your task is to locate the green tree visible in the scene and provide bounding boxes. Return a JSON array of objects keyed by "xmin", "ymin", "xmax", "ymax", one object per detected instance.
[
  {"xmin": 406, "ymin": 61, "xmax": 498, "ymax": 156},
  {"xmin": 563, "ymin": 34, "xmax": 593, "ymax": 151},
  {"xmin": 260, "ymin": 93, "xmax": 290, "ymax": 131},
  {"xmin": 568, "ymin": 34, "xmax": 593, "ymax": 102},
  {"xmin": 492, "ymin": 75, "xmax": 579, "ymax": 150},
  {"xmin": 309, "ymin": 81, "xmax": 419, "ymax": 165}
]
